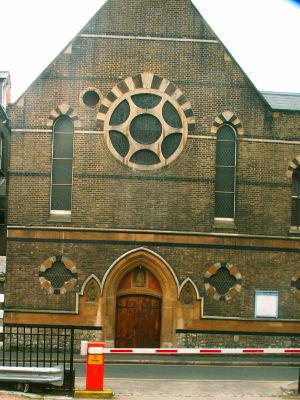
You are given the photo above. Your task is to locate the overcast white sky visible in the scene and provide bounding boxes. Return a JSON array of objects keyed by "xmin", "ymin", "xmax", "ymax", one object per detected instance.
[{"xmin": 1, "ymin": 0, "xmax": 300, "ymax": 101}]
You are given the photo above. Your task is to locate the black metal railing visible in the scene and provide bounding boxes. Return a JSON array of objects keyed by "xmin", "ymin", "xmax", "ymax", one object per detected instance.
[
  {"xmin": 1, "ymin": 324, "xmax": 76, "ymax": 393},
  {"xmin": 0, "ymin": 323, "xmax": 101, "ymax": 394},
  {"xmin": 1, "ymin": 323, "xmax": 102, "ymax": 393}
]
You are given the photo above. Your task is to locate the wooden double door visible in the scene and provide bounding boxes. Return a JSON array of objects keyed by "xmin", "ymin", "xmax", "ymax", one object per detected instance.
[{"xmin": 115, "ymin": 295, "xmax": 161, "ymax": 348}]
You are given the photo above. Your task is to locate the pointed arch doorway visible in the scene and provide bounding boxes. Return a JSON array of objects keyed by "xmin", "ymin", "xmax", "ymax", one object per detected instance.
[
  {"xmin": 101, "ymin": 248, "xmax": 179, "ymax": 348},
  {"xmin": 115, "ymin": 266, "xmax": 162, "ymax": 348}
]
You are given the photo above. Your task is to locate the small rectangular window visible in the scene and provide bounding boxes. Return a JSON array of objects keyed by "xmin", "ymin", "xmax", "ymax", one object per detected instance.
[{"xmin": 254, "ymin": 291, "xmax": 278, "ymax": 318}]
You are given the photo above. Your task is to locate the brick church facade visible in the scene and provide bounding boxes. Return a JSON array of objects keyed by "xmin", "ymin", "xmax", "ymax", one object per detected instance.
[{"xmin": 4, "ymin": 0, "xmax": 300, "ymax": 347}]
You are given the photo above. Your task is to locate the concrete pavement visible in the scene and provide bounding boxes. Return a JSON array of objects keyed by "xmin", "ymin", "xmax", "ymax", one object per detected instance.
[
  {"xmin": 0, "ymin": 377, "xmax": 298, "ymax": 399},
  {"xmin": 101, "ymin": 378, "xmax": 300, "ymax": 398},
  {"xmin": 1, "ymin": 353, "xmax": 299, "ymax": 399}
]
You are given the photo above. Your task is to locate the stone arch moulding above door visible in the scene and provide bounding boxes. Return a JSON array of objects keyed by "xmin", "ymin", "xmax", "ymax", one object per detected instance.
[{"xmin": 101, "ymin": 247, "xmax": 180, "ymax": 348}]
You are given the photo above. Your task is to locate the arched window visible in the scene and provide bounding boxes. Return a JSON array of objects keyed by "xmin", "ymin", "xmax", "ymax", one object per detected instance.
[
  {"xmin": 215, "ymin": 124, "xmax": 236, "ymax": 220},
  {"xmin": 50, "ymin": 116, "xmax": 74, "ymax": 215},
  {"xmin": 291, "ymin": 167, "xmax": 300, "ymax": 228}
]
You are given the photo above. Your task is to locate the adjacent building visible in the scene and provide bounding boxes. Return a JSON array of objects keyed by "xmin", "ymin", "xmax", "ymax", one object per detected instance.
[
  {"xmin": 0, "ymin": 71, "xmax": 11, "ymax": 342},
  {"xmin": 0, "ymin": 72, "xmax": 10, "ymax": 254},
  {"xmin": 4, "ymin": 0, "xmax": 300, "ymax": 348}
]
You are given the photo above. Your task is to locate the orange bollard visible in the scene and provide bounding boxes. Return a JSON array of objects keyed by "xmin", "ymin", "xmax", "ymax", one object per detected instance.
[{"xmin": 86, "ymin": 341, "xmax": 105, "ymax": 391}]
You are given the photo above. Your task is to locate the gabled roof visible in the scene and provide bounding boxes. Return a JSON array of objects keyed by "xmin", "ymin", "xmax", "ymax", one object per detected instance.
[{"xmin": 261, "ymin": 91, "xmax": 300, "ymax": 111}]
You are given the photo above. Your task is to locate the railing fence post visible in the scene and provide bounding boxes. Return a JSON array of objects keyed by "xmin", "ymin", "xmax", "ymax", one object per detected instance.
[{"xmin": 69, "ymin": 327, "xmax": 75, "ymax": 395}]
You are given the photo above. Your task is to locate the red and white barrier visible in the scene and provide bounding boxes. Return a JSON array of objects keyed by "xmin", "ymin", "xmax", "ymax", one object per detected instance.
[
  {"xmin": 81, "ymin": 343, "xmax": 300, "ymax": 356},
  {"xmin": 104, "ymin": 347, "xmax": 300, "ymax": 354}
]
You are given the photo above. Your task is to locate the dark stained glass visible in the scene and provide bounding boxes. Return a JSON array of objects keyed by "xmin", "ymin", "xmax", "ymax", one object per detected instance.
[
  {"xmin": 216, "ymin": 141, "xmax": 235, "ymax": 166},
  {"xmin": 52, "ymin": 159, "xmax": 73, "ymax": 184},
  {"xmin": 216, "ymin": 167, "xmax": 235, "ymax": 192},
  {"xmin": 215, "ymin": 124, "xmax": 236, "ymax": 219},
  {"xmin": 162, "ymin": 101, "xmax": 182, "ymax": 128},
  {"xmin": 110, "ymin": 100, "xmax": 130, "ymax": 125},
  {"xmin": 42, "ymin": 261, "xmax": 74, "ymax": 289},
  {"xmin": 130, "ymin": 150, "xmax": 160, "ymax": 165},
  {"xmin": 217, "ymin": 124, "xmax": 236, "ymax": 140},
  {"xmin": 130, "ymin": 114, "xmax": 162, "ymax": 144},
  {"xmin": 161, "ymin": 133, "xmax": 182, "ymax": 159},
  {"xmin": 292, "ymin": 170, "xmax": 300, "ymax": 196},
  {"xmin": 131, "ymin": 94, "xmax": 161, "ymax": 109},
  {"xmin": 51, "ymin": 116, "xmax": 74, "ymax": 212},
  {"xmin": 291, "ymin": 168, "xmax": 300, "ymax": 226},
  {"xmin": 208, "ymin": 267, "xmax": 237, "ymax": 296},
  {"xmin": 109, "ymin": 130, "xmax": 130, "ymax": 157},
  {"xmin": 83, "ymin": 90, "xmax": 100, "ymax": 107},
  {"xmin": 215, "ymin": 192, "xmax": 235, "ymax": 219},
  {"xmin": 106, "ymin": 90, "xmax": 187, "ymax": 169},
  {"xmin": 51, "ymin": 185, "xmax": 72, "ymax": 210},
  {"xmin": 0, "ymin": 210, "xmax": 4, "ymax": 224},
  {"xmin": 53, "ymin": 133, "xmax": 73, "ymax": 158},
  {"xmin": 54, "ymin": 116, "xmax": 74, "ymax": 133}
]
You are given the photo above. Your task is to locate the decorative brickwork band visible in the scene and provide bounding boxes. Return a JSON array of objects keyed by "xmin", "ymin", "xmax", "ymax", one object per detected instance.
[
  {"xmin": 47, "ymin": 103, "xmax": 79, "ymax": 127},
  {"xmin": 39, "ymin": 255, "xmax": 78, "ymax": 295},
  {"xmin": 287, "ymin": 156, "xmax": 300, "ymax": 178},
  {"xmin": 97, "ymin": 72, "xmax": 195, "ymax": 171},
  {"xmin": 204, "ymin": 262, "xmax": 242, "ymax": 301},
  {"xmin": 211, "ymin": 111, "xmax": 243, "ymax": 135}
]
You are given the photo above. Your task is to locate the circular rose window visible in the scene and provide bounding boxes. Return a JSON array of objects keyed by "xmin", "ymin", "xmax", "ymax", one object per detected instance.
[{"xmin": 98, "ymin": 73, "xmax": 195, "ymax": 171}]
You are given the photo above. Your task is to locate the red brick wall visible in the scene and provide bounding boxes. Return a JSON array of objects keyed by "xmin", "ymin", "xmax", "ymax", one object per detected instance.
[{"xmin": 5, "ymin": 0, "xmax": 300, "ymax": 339}]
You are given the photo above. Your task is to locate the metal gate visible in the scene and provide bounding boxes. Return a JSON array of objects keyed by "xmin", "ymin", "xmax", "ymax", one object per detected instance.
[{"xmin": 1, "ymin": 324, "xmax": 76, "ymax": 393}]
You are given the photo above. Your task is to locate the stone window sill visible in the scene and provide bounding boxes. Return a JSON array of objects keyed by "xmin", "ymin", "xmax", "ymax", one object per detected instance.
[
  {"xmin": 289, "ymin": 227, "xmax": 300, "ymax": 235},
  {"xmin": 48, "ymin": 214, "xmax": 72, "ymax": 223},
  {"xmin": 213, "ymin": 219, "xmax": 237, "ymax": 231}
]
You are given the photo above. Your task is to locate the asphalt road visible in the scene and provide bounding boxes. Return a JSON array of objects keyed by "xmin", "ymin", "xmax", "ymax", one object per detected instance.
[{"xmin": 75, "ymin": 363, "xmax": 299, "ymax": 381}]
